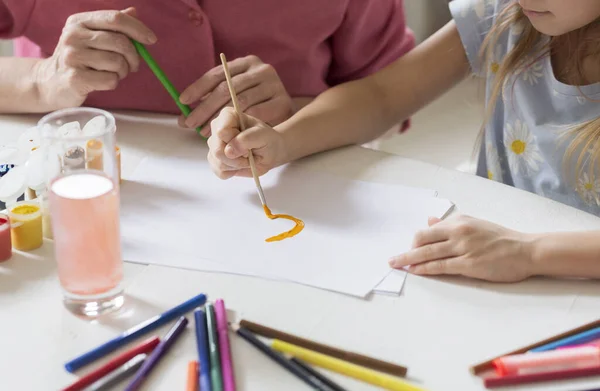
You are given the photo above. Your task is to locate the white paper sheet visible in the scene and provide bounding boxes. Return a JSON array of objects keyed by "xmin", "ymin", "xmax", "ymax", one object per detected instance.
[
  {"xmin": 120, "ymin": 143, "xmax": 453, "ymax": 297},
  {"xmin": 374, "ymin": 197, "xmax": 454, "ymax": 295},
  {"xmin": 373, "ymin": 270, "xmax": 408, "ymax": 296}
]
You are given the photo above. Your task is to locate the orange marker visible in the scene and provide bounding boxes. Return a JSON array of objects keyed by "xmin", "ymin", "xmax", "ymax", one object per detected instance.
[{"xmin": 187, "ymin": 361, "xmax": 199, "ymax": 391}]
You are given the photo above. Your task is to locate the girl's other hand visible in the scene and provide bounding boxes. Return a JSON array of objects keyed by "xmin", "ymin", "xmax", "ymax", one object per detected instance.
[{"xmin": 389, "ymin": 215, "xmax": 536, "ymax": 282}]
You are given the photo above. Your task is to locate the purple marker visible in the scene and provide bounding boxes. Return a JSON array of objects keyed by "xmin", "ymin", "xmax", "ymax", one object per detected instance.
[{"xmin": 125, "ymin": 316, "xmax": 188, "ymax": 391}]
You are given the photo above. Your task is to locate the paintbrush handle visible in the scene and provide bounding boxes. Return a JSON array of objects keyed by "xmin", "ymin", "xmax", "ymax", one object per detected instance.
[{"xmin": 220, "ymin": 53, "xmax": 268, "ymax": 206}]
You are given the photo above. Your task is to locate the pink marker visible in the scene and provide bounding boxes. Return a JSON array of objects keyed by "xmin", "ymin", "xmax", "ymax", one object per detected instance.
[
  {"xmin": 215, "ymin": 299, "xmax": 236, "ymax": 391},
  {"xmin": 494, "ymin": 346, "xmax": 600, "ymax": 376}
]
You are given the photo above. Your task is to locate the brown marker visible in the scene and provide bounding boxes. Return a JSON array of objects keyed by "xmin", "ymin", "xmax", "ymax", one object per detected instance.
[{"xmin": 239, "ymin": 319, "xmax": 408, "ymax": 377}]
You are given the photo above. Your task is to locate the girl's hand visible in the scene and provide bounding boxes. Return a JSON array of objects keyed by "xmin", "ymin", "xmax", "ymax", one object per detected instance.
[
  {"xmin": 179, "ymin": 55, "xmax": 294, "ymax": 137},
  {"xmin": 389, "ymin": 215, "xmax": 536, "ymax": 282},
  {"xmin": 207, "ymin": 107, "xmax": 288, "ymax": 179},
  {"xmin": 35, "ymin": 7, "xmax": 156, "ymax": 110}
]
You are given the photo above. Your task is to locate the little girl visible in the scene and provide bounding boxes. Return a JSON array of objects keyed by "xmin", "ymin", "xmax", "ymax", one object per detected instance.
[{"xmin": 207, "ymin": 0, "xmax": 600, "ymax": 282}]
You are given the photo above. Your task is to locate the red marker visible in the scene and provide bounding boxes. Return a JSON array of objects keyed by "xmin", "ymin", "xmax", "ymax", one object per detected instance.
[
  {"xmin": 485, "ymin": 365, "xmax": 600, "ymax": 388},
  {"xmin": 60, "ymin": 337, "xmax": 160, "ymax": 391}
]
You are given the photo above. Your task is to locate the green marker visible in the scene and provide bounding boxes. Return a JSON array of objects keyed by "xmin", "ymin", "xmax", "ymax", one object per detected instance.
[
  {"xmin": 131, "ymin": 40, "xmax": 206, "ymax": 139},
  {"xmin": 206, "ymin": 303, "xmax": 224, "ymax": 391}
]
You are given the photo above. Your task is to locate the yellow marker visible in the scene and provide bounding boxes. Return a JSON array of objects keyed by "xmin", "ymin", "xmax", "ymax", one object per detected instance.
[
  {"xmin": 271, "ymin": 340, "xmax": 427, "ymax": 391},
  {"xmin": 8, "ymin": 201, "xmax": 43, "ymax": 251}
]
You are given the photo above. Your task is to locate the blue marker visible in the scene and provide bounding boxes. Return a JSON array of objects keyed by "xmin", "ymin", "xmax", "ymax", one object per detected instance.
[
  {"xmin": 65, "ymin": 293, "xmax": 207, "ymax": 372},
  {"xmin": 194, "ymin": 309, "xmax": 212, "ymax": 391},
  {"xmin": 530, "ymin": 326, "xmax": 600, "ymax": 352}
]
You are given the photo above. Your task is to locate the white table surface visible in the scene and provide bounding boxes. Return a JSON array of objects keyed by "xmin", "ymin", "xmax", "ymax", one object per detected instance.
[{"xmin": 1, "ymin": 112, "xmax": 599, "ymax": 391}]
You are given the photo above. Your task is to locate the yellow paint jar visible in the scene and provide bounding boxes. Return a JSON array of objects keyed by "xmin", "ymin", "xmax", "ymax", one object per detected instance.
[
  {"xmin": 8, "ymin": 201, "xmax": 43, "ymax": 251},
  {"xmin": 86, "ymin": 139, "xmax": 104, "ymax": 171}
]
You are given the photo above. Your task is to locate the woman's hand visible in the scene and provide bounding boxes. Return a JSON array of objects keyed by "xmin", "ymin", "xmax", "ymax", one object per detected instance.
[
  {"xmin": 179, "ymin": 55, "xmax": 294, "ymax": 137},
  {"xmin": 35, "ymin": 7, "xmax": 156, "ymax": 110}
]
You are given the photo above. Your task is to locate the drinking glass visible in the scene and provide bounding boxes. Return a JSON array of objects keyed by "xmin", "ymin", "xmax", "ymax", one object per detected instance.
[{"xmin": 39, "ymin": 107, "xmax": 123, "ymax": 317}]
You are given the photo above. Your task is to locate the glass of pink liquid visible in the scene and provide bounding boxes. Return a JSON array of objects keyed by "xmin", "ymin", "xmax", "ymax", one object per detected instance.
[{"xmin": 39, "ymin": 108, "xmax": 123, "ymax": 317}]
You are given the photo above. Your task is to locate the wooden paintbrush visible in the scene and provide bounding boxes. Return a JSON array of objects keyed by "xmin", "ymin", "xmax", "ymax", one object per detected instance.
[{"xmin": 219, "ymin": 53, "xmax": 267, "ymax": 207}]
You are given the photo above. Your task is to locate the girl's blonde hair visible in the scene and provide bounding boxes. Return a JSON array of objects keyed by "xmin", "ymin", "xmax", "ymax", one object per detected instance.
[{"xmin": 479, "ymin": 2, "xmax": 600, "ymax": 197}]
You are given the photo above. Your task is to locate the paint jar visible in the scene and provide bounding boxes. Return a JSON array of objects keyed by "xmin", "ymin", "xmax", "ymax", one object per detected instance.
[
  {"xmin": 24, "ymin": 146, "xmax": 61, "ymax": 240},
  {"xmin": 86, "ymin": 139, "xmax": 104, "ymax": 171},
  {"xmin": 0, "ymin": 213, "xmax": 12, "ymax": 262},
  {"xmin": 25, "ymin": 187, "xmax": 36, "ymax": 200},
  {"xmin": 17, "ymin": 126, "xmax": 41, "ymax": 158},
  {"xmin": 8, "ymin": 201, "xmax": 43, "ymax": 251},
  {"xmin": 63, "ymin": 146, "xmax": 85, "ymax": 171},
  {"xmin": 86, "ymin": 141, "xmax": 121, "ymax": 182}
]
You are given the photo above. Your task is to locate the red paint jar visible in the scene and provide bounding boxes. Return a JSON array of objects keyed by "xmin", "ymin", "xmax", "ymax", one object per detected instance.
[{"xmin": 0, "ymin": 214, "xmax": 12, "ymax": 261}]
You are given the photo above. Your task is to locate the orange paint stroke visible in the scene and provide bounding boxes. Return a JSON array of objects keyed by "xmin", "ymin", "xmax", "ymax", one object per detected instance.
[{"xmin": 263, "ymin": 205, "xmax": 304, "ymax": 242}]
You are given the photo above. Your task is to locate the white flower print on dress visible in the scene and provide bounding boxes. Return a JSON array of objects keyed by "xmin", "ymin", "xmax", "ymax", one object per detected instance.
[
  {"xmin": 521, "ymin": 59, "xmax": 544, "ymax": 85},
  {"xmin": 504, "ymin": 120, "xmax": 544, "ymax": 175},
  {"xmin": 485, "ymin": 142, "xmax": 503, "ymax": 182},
  {"xmin": 577, "ymin": 172, "xmax": 600, "ymax": 206}
]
